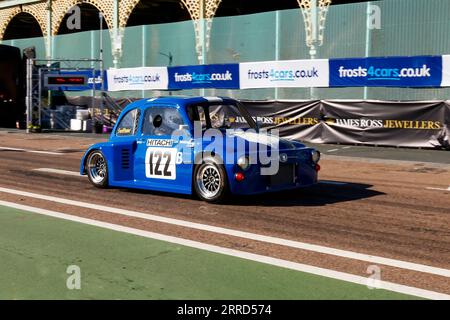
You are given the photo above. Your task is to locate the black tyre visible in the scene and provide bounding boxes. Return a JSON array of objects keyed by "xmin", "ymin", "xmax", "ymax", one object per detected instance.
[
  {"xmin": 193, "ymin": 156, "xmax": 228, "ymax": 203},
  {"xmin": 86, "ymin": 150, "xmax": 109, "ymax": 188}
]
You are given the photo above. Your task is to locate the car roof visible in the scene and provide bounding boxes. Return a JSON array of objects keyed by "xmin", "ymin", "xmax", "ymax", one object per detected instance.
[{"xmin": 121, "ymin": 96, "xmax": 237, "ymax": 113}]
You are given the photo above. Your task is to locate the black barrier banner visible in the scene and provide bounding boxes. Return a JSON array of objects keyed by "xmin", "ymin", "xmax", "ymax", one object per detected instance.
[
  {"xmin": 238, "ymin": 100, "xmax": 323, "ymax": 143},
  {"xmin": 240, "ymin": 100, "xmax": 450, "ymax": 149}
]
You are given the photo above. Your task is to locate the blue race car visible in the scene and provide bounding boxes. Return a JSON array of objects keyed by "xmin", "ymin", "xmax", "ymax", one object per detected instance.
[{"xmin": 80, "ymin": 96, "xmax": 320, "ymax": 202}]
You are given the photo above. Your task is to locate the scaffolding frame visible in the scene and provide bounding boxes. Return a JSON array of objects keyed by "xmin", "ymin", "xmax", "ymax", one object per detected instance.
[{"xmin": 25, "ymin": 58, "xmax": 104, "ymax": 133}]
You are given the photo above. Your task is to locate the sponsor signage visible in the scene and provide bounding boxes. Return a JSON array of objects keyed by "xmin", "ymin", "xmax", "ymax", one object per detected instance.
[
  {"xmin": 45, "ymin": 70, "xmax": 105, "ymax": 91},
  {"xmin": 107, "ymin": 67, "xmax": 168, "ymax": 91},
  {"xmin": 325, "ymin": 118, "xmax": 442, "ymax": 130},
  {"xmin": 329, "ymin": 56, "xmax": 443, "ymax": 87},
  {"xmin": 146, "ymin": 139, "xmax": 174, "ymax": 147},
  {"xmin": 240, "ymin": 100, "xmax": 450, "ymax": 148},
  {"xmin": 45, "ymin": 75, "xmax": 87, "ymax": 87},
  {"xmin": 103, "ymin": 55, "xmax": 450, "ymax": 90},
  {"xmin": 168, "ymin": 64, "xmax": 240, "ymax": 89},
  {"xmin": 239, "ymin": 59, "xmax": 329, "ymax": 89},
  {"xmin": 441, "ymin": 55, "xmax": 450, "ymax": 87}
]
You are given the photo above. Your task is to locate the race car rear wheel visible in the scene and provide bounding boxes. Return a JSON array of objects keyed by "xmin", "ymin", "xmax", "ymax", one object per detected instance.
[
  {"xmin": 86, "ymin": 150, "xmax": 109, "ymax": 188},
  {"xmin": 194, "ymin": 157, "xmax": 228, "ymax": 203}
]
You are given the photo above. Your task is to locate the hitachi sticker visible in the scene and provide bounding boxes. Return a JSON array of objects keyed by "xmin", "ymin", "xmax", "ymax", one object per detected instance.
[{"xmin": 147, "ymin": 139, "xmax": 174, "ymax": 147}]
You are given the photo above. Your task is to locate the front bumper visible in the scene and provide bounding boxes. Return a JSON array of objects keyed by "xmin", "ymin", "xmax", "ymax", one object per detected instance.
[{"xmin": 228, "ymin": 148, "xmax": 319, "ymax": 195}]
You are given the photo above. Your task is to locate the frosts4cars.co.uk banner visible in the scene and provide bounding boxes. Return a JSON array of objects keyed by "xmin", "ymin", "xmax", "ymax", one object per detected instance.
[
  {"xmin": 239, "ymin": 59, "xmax": 329, "ymax": 89},
  {"xmin": 168, "ymin": 64, "xmax": 240, "ymax": 90},
  {"xmin": 105, "ymin": 54, "xmax": 450, "ymax": 90},
  {"xmin": 329, "ymin": 56, "xmax": 443, "ymax": 87},
  {"xmin": 107, "ymin": 67, "xmax": 168, "ymax": 91},
  {"xmin": 441, "ymin": 55, "xmax": 450, "ymax": 87}
]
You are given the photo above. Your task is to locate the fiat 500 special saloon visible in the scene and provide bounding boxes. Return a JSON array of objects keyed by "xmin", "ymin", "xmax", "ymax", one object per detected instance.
[{"xmin": 80, "ymin": 96, "xmax": 320, "ymax": 202}]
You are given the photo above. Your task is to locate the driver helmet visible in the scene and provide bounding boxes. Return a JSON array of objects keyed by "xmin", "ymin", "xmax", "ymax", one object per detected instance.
[{"xmin": 164, "ymin": 109, "xmax": 183, "ymax": 130}]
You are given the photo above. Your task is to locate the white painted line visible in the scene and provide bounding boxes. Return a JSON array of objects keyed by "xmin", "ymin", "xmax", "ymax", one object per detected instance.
[
  {"xmin": 319, "ymin": 180, "xmax": 348, "ymax": 186},
  {"xmin": 0, "ymin": 186, "xmax": 449, "ymax": 279},
  {"xmin": 342, "ymin": 146, "xmax": 352, "ymax": 149},
  {"xmin": 0, "ymin": 147, "xmax": 63, "ymax": 156},
  {"xmin": 326, "ymin": 149, "xmax": 340, "ymax": 153},
  {"xmin": 426, "ymin": 186, "xmax": 450, "ymax": 192},
  {"xmin": 323, "ymin": 154, "xmax": 450, "ymax": 168},
  {"xmin": 0, "ymin": 199, "xmax": 447, "ymax": 300},
  {"xmin": 33, "ymin": 168, "xmax": 83, "ymax": 177}
]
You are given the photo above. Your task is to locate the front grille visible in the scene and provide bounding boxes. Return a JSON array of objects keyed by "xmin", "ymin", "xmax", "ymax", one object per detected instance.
[
  {"xmin": 121, "ymin": 148, "xmax": 130, "ymax": 169},
  {"xmin": 270, "ymin": 164, "xmax": 295, "ymax": 186}
]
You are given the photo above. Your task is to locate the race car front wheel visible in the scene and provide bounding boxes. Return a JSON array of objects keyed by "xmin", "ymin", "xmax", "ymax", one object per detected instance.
[
  {"xmin": 86, "ymin": 150, "xmax": 109, "ymax": 188},
  {"xmin": 194, "ymin": 156, "xmax": 228, "ymax": 203}
]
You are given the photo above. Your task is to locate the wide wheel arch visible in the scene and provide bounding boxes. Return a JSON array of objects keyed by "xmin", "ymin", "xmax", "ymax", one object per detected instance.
[
  {"xmin": 193, "ymin": 152, "xmax": 229, "ymax": 182},
  {"xmin": 192, "ymin": 152, "xmax": 230, "ymax": 201},
  {"xmin": 85, "ymin": 149, "xmax": 109, "ymax": 188},
  {"xmin": 82, "ymin": 149, "xmax": 100, "ymax": 174}
]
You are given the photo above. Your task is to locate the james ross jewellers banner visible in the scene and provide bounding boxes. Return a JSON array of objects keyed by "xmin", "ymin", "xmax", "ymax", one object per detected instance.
[{"xmin": 239, "ymin": 100, "xmax": 450, "ymax": 149}]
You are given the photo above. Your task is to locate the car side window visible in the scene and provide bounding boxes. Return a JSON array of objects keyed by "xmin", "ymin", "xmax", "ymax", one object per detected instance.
[
  {"xmin": 116, "ymin": 109, "xmax": 141, "ymax": 136},
  {"xmin": 186, "ymin": 105, "xmax": 206, "ymax": 130},
  {"xmin": 209, "ymin": 105, "xmax": 230, "ymax": 129},
  {"xmin": 142, "ymin": 107, "xmax": 185, "ymax": 136}
]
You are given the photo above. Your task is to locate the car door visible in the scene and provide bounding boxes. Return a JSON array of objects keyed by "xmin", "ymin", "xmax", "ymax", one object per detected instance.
[
  {"xmin": 110, "ymin": 107, "xmax": 141, "ymax": 184},
  {"xmin": 133, "ymin": 105, "xmax": 194, "ymax": 194}
]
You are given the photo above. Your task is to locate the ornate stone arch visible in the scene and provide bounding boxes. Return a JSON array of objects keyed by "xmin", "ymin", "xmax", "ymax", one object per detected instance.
[
  {"xmin": 180, "ymin": 0, "xmax": 221, "ymax": 20},
  {"xmin": 118, "ymin": 0, "xmax": 222, "ymax": 27},
  {"xmin": 0, "ymin": 5, "xmax": 47, "ymax": 41},
  {"xmin": 22, "ymin": 2, "xmax": 49, "ymax": 37},
  {"xmin": 180, "ymin": 0, "xmax": 222, "ymax": 62},
  {"xmin": 119, "ymin": 0, "xmax": 140, "ymax": 28},
  {"xmin": 181, "ymin": 0, "xmax": 222, "ymax": 63},
  {"xmin": 118, "ymin": 0, "xmax": 222, "ymax": 63},
  {"xmin": 0, "ymin": 7, "xmax": 22, "ymax": 41},
  {"xmin": 52, "ymin": 0, "xmax": 114, "ymax": 35}
]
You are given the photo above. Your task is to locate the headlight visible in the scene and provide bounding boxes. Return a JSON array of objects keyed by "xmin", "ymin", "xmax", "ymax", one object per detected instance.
[
  {"xmin": 237, "ymin": 156, "xmax": 251, "ymax": 171},
  {"xmin": 311, "ymin": 150, "xmax": 321, "ymax": 163}
]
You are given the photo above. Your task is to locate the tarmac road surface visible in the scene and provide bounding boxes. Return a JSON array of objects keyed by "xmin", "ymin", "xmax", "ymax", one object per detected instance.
[{"xmin": 0, "ymin": 130, "xmax": 449, "ymax": 297}]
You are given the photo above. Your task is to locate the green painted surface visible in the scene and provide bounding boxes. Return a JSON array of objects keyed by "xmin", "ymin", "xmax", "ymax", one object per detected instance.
[{"xmin": 0, "ymin": 205, "xmax": 418, "ymax": 300}]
